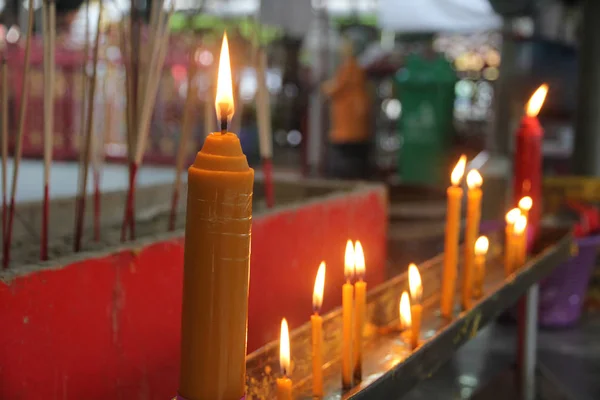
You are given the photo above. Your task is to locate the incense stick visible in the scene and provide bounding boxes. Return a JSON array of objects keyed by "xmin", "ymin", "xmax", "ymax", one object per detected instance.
[
  {"xmin": 3, "ymin": 0, "xmax": 35, "ymax": 269},
  {"xmin": 74, "ymin": 0, "xmax": 103, "ymax": 252},
  {"xmin": 255, "ymin": 47, "xmax": 275, "ymax": 208},
  {"xmin": 121, "ymin": 4, "xmax": 173, "ymax": 240},
  {"xmin": 73, "ymin": 0, "xmax": 90, "ymax": 252},
  {"xmin": 169, "ymin": 46, "xmax": 198, "ymax": 231},
  {"xmin": 41, "ymin": 0, "xmax": 56, "ymax": 261}
]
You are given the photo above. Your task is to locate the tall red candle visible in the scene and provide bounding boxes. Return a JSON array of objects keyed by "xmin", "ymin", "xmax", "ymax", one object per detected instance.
[{"xmin": 512, "ymin": 84, "xmax": 548, "ymax": 245}]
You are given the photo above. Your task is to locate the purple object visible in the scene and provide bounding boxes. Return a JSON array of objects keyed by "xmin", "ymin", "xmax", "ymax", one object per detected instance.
[{"xmin": 538, "ymin": 234, "xmax": 600, "ymax": 328}]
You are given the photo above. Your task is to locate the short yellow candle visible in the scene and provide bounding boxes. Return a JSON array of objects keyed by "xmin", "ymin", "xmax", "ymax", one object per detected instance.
[
  {"xmin": 504, "ymin": 208, "xmax": 521, "ymax": 276},
  {"xmin": 408, "ymin": 263, "xmax": 422, "ymax": 349},
  {"xmin": 311, "ymin": 262, "xmax": 326, "ymax": 398},
  {"xmin": 519, "ymin": 196, "xmax": 533, "ymax": 223},
  {"xmin": 399, "ymin": 291, "xmax": 412, "ymax": 338},
  {"xmin": 462, "ymin": 169, "xmax": 483, "ymax": 310},
  {"xmin": 441, "ymin": 155, "xmax": 467, "ymax": 318},
  {"xmin": 277, "ymin": 318, "xmax": 293, "ymax": 400},
  {"xmin": 473, "ymin": 236, "xmax": 489, "ymax": 299},
  {"xmin": 342, "ymin": 240, "xmax": 355, "ymax": 389},
  {"xmin": 353, "ymin": 241, "xmax": 366, "ymax": 382},
  {"xmin": 513, "ymin": 215, "xmax": 528, "ymax": 270}
]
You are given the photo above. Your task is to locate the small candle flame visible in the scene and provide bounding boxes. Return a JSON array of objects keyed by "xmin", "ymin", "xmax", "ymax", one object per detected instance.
[
  {"xmin": 525, "ymin": 84, "xmax": 548, "ymax": 118},
  {"xmin": 354, "ymin": 240, "xmax": 365, "ymax": 279},
  {"xmin": 279, "ymin": 318, "xmax": 290, "ymax": 376},
  {"xmin": 451, "ymin": 155, "xmax": 467, "ymax": 186},
  {"xmin": 505, "ymin": 208, "xmax": 521, "ymax": 225},
  {"xmin": 215, "ymin": 33, "xmax": 234, "ymax": 124},
  {"xmin": 344, "ymin": 240, "xmax": 355, "ymax": 281},
  {"xmin": 514, "ymin": 215, "xmax": 527, "ymax": 235},
  {"xmin": 518, "ymin": 196, "xmax": 533, "ymax": 212},
  {"xmin": 408, "ymin": 263, "xmax": 422, "ymax": 303},
  {"xmin": 475, "ymin": 236, "xmax": 489, "ymax": 256},
  {"xmin": 399, "ymin": 291, "xmax": 411, "ymax": 329},
  {"xmin": 466, "ymin": 169, "xmax": 483, "ymax": 190},
  {"xmin": 312, "ymin": 261, "xmax": 326, "ymax": 312}
]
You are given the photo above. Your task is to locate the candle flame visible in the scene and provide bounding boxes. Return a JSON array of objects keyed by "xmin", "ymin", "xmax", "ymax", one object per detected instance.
[
  {"xmin": 279, "ymin": 318, "xmax": 290, "ymax": 375},
  {"xmin": 344, "ymin": 240, "xmax": 355, "ymax": 280},
  {"xmin": 215, "ymin": 33, "xmax": 235, "ymax": 123},
  {"xmin": 354, "ymin": 240, "xmax": 365, "ymax": 279},
  {"xmin": 525, "ymin": 84, "xmax": 548, "ymax": 118},
  {"xmin": 519, "ymin": 196, "xmax": 533, "ymax": 212},
  {"xmin": 399, "ymin": 291, "xmax": 411, "ymax": 329},
  {"xmin": 514, "ymin": 215, "xmax": 527, "ymax": 235},
  {"xmin": 312, "ymin": 262, "xmax": 326, "ymax": 312},
  {"xmin": 466, "ymin": 169, "xmax": 483, "ymax": 190},
  {"xmin": 451, "ymin": 155, "xmax": 467, "ymax": 186},
  {"xmin": 506, "ymin": 208, "xmax": 521, "ymax": 225},
  {"xmin": 475, "ymin": 236, "xmax": 489, "ymax": 256},
  {"xmin": 408, "ymin": 263, "xmax": 422, "ymax": 303}
]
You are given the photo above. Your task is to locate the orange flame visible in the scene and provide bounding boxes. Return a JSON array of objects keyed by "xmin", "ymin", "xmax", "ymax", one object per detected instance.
[
  {"xmin": 525, "ymin": 84, "xmax": 548, "ymax": 118},
  {"xmin": 475, "ymin": 236, "xmax": 489, "ymax": 256},
  {"xmin": 514, "ymin": 215, "xmax": 527, "ymax": 235},
  {"xmin": 451, "ymin": 155, "xmax": 467, "ymax": 186},
  {"xmin": 354, "ymin": 240, "xmax": 365, "ymax": 279},
  {"xmin": 215, "ymin": 33, "xmax": 234, "ymax": 122},
  {"xmin": 279, "ymin": 318, "xmax": 290, "ymax": 375},
  {"xmin": 519, "ymin": 196, "xmax": 533, "ymax": 212},
  {"xmin": 505, "ymin": 208, "xmax": 521, "ymax": 225},
  {"xmin": 408, "ymin": 263, "xmax": 422, "ymax": 303},
  {"xmin": 466, "ymin": 169, "xmax": 483, "ymax": 190},
  {"xmin": 399, "ymin": 291, "xmax": 411, "ymax": 329},
  {"xmin": 344, "ymin": 240, "xmax": 355, "ymax": 280},
  {"xmin": 312, "ymin": 262, "xmax": 326, "ymax": 312}
]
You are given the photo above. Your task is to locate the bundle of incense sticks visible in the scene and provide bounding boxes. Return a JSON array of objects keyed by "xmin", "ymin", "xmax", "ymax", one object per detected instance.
[
  {"xmin": 3, "ymin": 0, "xmax": 35, "ymax": 269},
  {"xmin": 73, "ymin": 0, "xmax": 103, "ymax": 252},
  {"xmin": 41, "ymin": 0, "xmax": 56, "ymax": 260},
  {"xmin": 120, "ymin": 0, "xmax": 174, "ymax": 241}
]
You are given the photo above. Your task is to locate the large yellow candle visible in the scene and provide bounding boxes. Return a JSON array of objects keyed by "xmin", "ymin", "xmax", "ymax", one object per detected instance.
[
  {"xmin": 399, "ymin": 291, "xmax": 412, "ymax": 336},
  {"xmin": 178, "ymin": 34, "xmax": 253, "ymax": 400},
  {"xmin": 353, "ymin": 241, "xmax": 366, "ymax": 382},
  {"xmin": 504, "ymin": 208, "xmax": 521, "ymax": 276},
  {"xmin": 342, "ymin": 240, "xmax": 355, "ymax": 389},
  {"xmin": 441, "ymin": 155, "xmax": 467, "ymax": 318},
  {"xmin": 473, "ymin": 236, "xmax": 489, "ymax": 299},
  {"xmin": 462, "ymin": 169, "xmax": 483, "ymax": 310},
  {"xmin": 311, "ymin": 262, "xmax": 326, "ymax": 397},
  {"xmin": 519, "ymin": 196, "xmax": 532, "ymax": 222},
  {"xmin": 408, "ymin": 263, "xmax": 422, "ymax": 350},
  {"xmin": 513, "ymin": 215, "xmax": 528, "ymax": 270},
  {"xmin": 277, "ymin": 318, "xmax": 293, "ymax": 400}
]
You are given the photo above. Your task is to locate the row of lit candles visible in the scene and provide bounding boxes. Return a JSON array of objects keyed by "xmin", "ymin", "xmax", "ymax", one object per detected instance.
[{"xmin": 275, "ymin": 172, "xmax": 533, "ymax": 400}]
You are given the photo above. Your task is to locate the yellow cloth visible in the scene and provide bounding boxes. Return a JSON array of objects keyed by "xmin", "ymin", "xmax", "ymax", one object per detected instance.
[{"xmin": 325, "ymin": 59, "xmax": 370, "ymax": 144}]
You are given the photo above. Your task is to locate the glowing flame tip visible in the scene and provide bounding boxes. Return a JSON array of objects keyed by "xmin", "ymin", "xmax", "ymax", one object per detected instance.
[
  {"xmin": 519, "ymin": 196, "xmax": 533, "ymax": 211},
  {"xmin": 408, "ymin": 263, "xmax": 422, "ymax": 303},
  {"xmin": 399, "ymin": 291, "xmax": 412, "ymax": 329},
  {"xmin": 475, "ymin": 236, "xmax": 489, "ymax": 256},
  {"xmin": 279, "ymin": 318, "xmax": 290, "ymax": 375},
  {"xmin": 526, "ymin": 84, "xmax": 548, "ymax": 118},
  {"xmin": 354, "ymin": 241, "xmax": 365, "ymax": 278},
  {"xmin": 451, "ymin": 155, "xmax": 467, "ymax": 186},
  {"xmin": 466, "ymin": 169, "xmax": 483, "ymax": 190},
  {"xmin": 506, "ymin": 208, "xmax": 521, "ymax": 225},
  {"xmin": 215, "ymin": 33, "xmax": 235, "ymax": 124},
  {"xmin": 344, "ymin": 240, "xmax": 355, "ymax": 280},
  {"xmin": 312, "ymin": 262, "xmax": 326, "ymax": 312}
]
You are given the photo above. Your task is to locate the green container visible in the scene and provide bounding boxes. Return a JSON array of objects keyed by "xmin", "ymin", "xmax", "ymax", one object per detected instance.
[{"xmin": 394, "ymin": 54, "xmax": 457, "ymax": 185}]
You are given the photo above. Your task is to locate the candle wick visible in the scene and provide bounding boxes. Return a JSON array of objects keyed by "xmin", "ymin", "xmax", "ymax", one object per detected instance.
[
  {"xmin": 220, "ymin": 116, "xmax": 227, "ymax": 135},
  {"xmin": 218, "ymin": 102, "xmax": 229, "ymax": 135}
]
